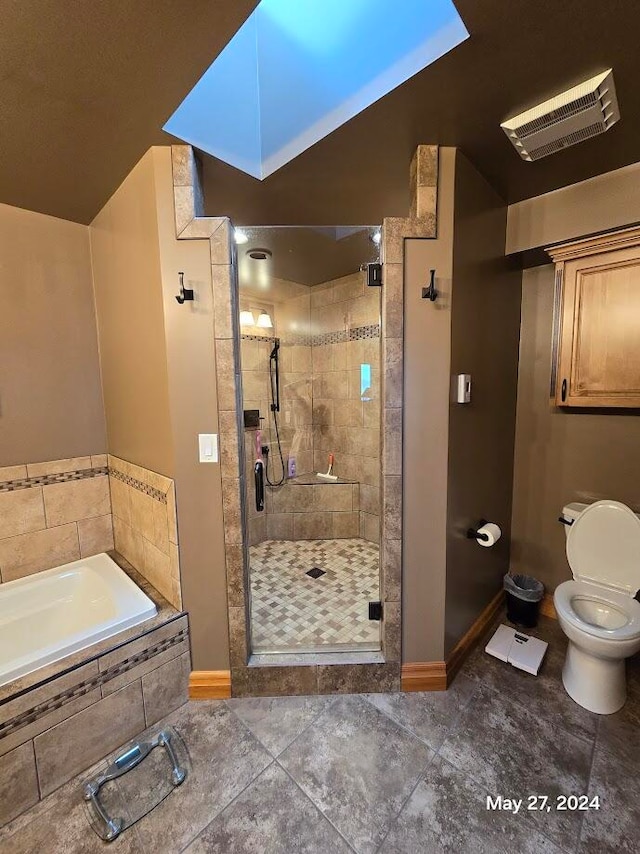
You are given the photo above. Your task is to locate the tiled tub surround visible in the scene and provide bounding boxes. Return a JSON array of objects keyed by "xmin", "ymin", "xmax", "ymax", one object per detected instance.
[
  {"xmin": 108, "ymin": 454, "xmax": 182, "ymax": 609},
  {"xmin": 0, "ymin": 557, "xmax": 189, "ymax": 828},
  {"xmin": 171, "ymin": 143, "xmax": 438, "ymax": 695},
  {"xmin": 0, "ymin": 456, "xmax": 113, "ymax": 583}
]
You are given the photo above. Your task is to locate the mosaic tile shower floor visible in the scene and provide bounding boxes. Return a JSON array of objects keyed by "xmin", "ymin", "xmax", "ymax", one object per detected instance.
[{"xmin": 249, "ymin": 538, "xmax": 380, "ymax": 653}]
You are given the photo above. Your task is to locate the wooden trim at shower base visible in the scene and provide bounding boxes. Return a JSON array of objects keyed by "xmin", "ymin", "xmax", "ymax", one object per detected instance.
[
  {"xmin": 401, "ymin": 662, "xmax": 447, "ymax": 692},
  {"xmin": 540, "ymin": 593, "xmax": 557, "ymax": 620},
  {"xmin": 189, "ymin": 670, "xmax": 231, "ymax": 699}
]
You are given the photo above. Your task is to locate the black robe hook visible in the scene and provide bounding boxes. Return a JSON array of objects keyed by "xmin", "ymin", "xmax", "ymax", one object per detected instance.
[
  {"xmin": 421, "ymin": 269, "xmax": 438, "ymax": 302},
  {"xmin": 175, "ymin": 271, "xmax": 194, "ymax": 304}
]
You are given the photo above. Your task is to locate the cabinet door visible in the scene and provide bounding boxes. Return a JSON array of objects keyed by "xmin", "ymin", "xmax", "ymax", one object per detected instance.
[{"xmin": 558, "ymin": 248, "xmax": 640, "ymax": 406}]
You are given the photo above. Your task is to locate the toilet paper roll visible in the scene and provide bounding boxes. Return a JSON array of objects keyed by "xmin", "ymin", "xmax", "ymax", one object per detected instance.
[{"xmin": 476, "ymin": 522, "xmax": 501, "ymax": 548}]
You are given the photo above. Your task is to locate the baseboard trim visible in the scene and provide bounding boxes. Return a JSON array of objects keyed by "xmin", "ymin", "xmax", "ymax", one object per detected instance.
[
  {"xmin": 447, "ymin": 588, "xmax": 504, "ymax": 684},
  {"xmin": 402, "ymin": 588, "xmax": 503, "ymax": 693},
  {"xmin": 401, "ymin": 662, "xmax": 447, "ymax": 692},
  {"xmin": 189, "ymin": 670, "xmax": 231, "ymax": 700},
  {"xmin": 540, "ymin": 593, "xmax": 557, "ymax": 620},
  {"xmin": 402, "ymin": 588, "xmax": 559, "ymax": 693}
]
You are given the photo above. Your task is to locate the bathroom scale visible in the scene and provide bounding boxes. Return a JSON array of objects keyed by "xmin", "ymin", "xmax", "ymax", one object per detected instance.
[
  {"xmin": 82, "ymin": 726, "xmax": 190, "ymax": 841},
  {"xmin": 485, "ymin": 624, "xmax": 548, "ymax": 675}
]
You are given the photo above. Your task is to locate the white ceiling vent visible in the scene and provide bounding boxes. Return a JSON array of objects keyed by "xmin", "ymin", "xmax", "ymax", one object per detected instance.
[{"xmin": 501, "ymin": 69, "xmax": 620, "ymax": 161}]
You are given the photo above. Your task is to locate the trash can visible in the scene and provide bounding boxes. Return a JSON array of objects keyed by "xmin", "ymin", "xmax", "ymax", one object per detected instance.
[{"xmin": 503, "ymin": 573, "xmax": 544, "ymax": 628}]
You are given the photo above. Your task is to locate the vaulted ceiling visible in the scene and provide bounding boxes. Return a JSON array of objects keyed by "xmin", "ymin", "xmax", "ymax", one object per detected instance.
[{"xmin": 2, "ymin": 1, "xmax": 640, "ymax": 225}]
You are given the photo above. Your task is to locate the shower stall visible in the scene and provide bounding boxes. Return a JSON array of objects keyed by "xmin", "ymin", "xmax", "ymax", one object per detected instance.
[{"xmin": 237, "ymin": 226, "xmax": 382, "ymax": 654}]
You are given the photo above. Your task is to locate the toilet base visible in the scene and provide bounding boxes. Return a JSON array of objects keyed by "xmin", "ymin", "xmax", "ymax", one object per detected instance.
[{"xmin": 562, "ymin": 642, "xmax": 626, "ymax": 715}]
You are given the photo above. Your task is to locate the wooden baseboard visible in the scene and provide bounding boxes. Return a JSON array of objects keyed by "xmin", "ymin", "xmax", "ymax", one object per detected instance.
[
  {"xmin": 446, "ymin": 588, "xmax": 504, "ymax": 684},
  {"xmin": 189, "ymin": 670, "xmax": 231, "ymax": 700},
  {"xmin": 540, "ymin": 593, "xmax": 557, "ymax": 620},
  {"xmin": 401, "ymin": 662, "xmax": 447, "ymax": 692},
  {"xmin": 402, "ymin": 588, "xmax": 559, "ymax": 693},
  {"xmin": 402, "ymin": 588, "xmax": 503, "ymax": 693}
]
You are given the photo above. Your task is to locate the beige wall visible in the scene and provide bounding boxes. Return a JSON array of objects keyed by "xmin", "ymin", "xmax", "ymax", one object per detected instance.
[
  {"xmin": 153, "ymin": 147, "xmax": 230, "ymax": 670},
  {"xmin": 90, "ymin": 153, "xmax": 174, "ymax": 477},
  {"xmin": 510, "ymin": 265, "xmax": 640, "ymax": 591},
  {"xmin": 403, "ymin": 149, "xmax": 521, "ymax": 662},
  {"xmin": 91, "ymin": 148, "xmax": 230, "ymax": 670},
  {"xmin": 402, "ymin": 149, "xmax": 456, "ymax": 662},
  {"xmin": 0, "ymin": 204, "xmax": 105, "ymax": 466},
  {"xmin": 444, "ymin": 153, "xmax": 521, "ymax": 656}
]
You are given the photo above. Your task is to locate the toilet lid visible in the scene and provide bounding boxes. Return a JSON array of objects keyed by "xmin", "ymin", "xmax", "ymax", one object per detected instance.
[{"xmin": 567, "ymin": 500, "xmax": 640, "ymax": 595}]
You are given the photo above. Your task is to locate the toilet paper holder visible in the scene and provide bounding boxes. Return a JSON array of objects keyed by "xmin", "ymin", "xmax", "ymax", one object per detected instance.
[{"xmin": 466, "ymin": 519, "xmax": 490, "ymax": 542}]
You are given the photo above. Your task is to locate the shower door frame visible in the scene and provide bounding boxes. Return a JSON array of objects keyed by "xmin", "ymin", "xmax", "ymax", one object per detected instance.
[{"xmin": 171, "ymin": 144, "xmax": 438, "ymax": 696}]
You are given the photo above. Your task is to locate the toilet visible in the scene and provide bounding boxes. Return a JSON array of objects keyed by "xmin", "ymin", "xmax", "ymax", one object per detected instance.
[{"xmin": 554, "ymin": 499, "xmax": 640, "ymax": 715}]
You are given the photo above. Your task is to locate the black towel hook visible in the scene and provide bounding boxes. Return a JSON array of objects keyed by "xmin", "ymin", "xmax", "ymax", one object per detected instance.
[
  {"xmin": 421, "ymin": 269, "xmax": 438, "ymax": 302},
  {"xmin": 175, "ymin": 271, "xmax": 194, "ymax": 305}
]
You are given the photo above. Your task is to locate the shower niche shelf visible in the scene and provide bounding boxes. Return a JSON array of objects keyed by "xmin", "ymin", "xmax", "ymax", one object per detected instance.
[{"xmin": 288, "ymin": 473, "xmax": 358, "ymax": 486}]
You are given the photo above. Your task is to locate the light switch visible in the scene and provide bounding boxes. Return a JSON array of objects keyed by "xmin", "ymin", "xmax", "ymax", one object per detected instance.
[{"xmin": 198, "ymin": 433, "xmax": 219, "ymax": 463}]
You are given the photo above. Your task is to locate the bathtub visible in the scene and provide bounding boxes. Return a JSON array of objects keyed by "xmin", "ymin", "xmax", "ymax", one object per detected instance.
[{"xmin": 0, "ymin": 553, "xmax": 157, "ymax": 686}]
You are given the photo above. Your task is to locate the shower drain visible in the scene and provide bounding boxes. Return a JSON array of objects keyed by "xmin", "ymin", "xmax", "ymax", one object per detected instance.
[{"xmin": 306, "ymin": 567, "xmax": 326, "ymax": 579}]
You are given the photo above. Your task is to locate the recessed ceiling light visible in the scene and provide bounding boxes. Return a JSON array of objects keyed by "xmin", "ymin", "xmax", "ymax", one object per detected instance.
[{"xmin": 247, "ymin": 248, "xmax": 272, "ymax": 261}]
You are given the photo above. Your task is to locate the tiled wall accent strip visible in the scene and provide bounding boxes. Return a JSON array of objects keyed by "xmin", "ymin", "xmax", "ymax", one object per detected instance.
[
  {"xmin": 108, "ymin": 468, "xmax": 167, "ymax": 504},
  {"xmin": 0, "ymin": 467, "xmax": 108, "ymax": 494},
  {"xmin": 241, "ymin": 324, "xmax": 380, "ymax": 349},
  {"xmin": 312, "ymin": 323, "xmax": 380, "ymax": 346},
  {"xmin": 0, "ymin": 628, "xmax": 188, "ymax": 740},
  {"xmin": 241, "ymin": 333, "xmax": 278, "ymax": 344}
]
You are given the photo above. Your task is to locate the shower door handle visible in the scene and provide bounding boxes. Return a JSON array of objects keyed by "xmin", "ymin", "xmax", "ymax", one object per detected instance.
[{"xmin": 254, "ymin": 461, "xmax": 265, "ymax": 512}]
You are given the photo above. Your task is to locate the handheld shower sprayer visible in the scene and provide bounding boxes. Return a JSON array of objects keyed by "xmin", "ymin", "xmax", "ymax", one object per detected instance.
[{"xmin": 265, "ymin": 337, "xmax": 285, "ymax": 486}]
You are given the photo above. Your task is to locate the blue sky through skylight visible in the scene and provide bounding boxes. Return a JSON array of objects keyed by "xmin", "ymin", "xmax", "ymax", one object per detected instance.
[{"xmin": 164, "ymin": 0, "xmax": 468, "ymax": 179}]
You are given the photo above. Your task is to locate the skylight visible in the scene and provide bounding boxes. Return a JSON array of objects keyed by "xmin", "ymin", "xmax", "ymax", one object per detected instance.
[{"xmin": 164, "ymin": 0, "xmax": 468, "ymax": 179}]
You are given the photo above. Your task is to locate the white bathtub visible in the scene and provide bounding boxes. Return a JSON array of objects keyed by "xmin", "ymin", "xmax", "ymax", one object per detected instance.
[{"xmin": 0, "ymin": 553, "xmax": 157, "ymax": 687}]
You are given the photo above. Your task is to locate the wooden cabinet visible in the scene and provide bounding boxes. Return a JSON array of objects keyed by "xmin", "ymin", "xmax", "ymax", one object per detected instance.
[{"xmin": 547, "ymin": 227, "xmax": 640, "ymax": 408}]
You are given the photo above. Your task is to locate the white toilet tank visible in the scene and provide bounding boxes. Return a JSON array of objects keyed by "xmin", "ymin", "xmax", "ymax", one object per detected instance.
[
  {"xmin": 561, "ymin": 502, "xmax": 588, "ymax": 538},
  {"xmin": 561, "ymin": 500, "xmax": 640, "ymax": 539}
]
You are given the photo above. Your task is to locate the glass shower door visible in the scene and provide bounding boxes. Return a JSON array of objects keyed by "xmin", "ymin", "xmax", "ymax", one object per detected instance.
[{"xmin": 237, "ymin": 226, "xmax": 382, "ymax": 655}]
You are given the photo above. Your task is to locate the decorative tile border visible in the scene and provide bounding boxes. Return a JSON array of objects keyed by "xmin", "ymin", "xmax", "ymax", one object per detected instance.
[
  {"xmin": 313, "ymin": 323, "xmax": 380, "ymax": 346},
  {"xmin": 171, "ymin": 143, "xmax": 438, "ymax": 696},
  {"xmin": 0, "ymin": 467, "xmax": 108, "ymax": 494},
  {"xmin": 0, "ymin": 628, "xmax": 188, "ymax": 741},
  {"xmin": 108, "ymin": 467, "xmax": 167, "ymax": 504},
  {"xmin": 241, "ymin": 333, "xmax": 278, "ymax": 343},
  {"xmin": 241, "ymin": 324, "xmax": 380, "ymax": 348}
]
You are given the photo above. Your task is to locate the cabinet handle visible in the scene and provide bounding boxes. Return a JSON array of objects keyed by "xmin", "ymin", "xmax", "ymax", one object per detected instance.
[{"xmin": 561, "ymin": 378, "xmax": 567, "ymax": 402}]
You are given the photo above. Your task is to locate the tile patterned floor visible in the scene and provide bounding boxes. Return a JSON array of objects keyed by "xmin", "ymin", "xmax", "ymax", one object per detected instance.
[
  {"xmin": 249, "ymin": 538, "xmax": 380, "ymax": 652},
  {"xmin": 2, "ymin": 615, "xmax": 638, "ymax": 853}
]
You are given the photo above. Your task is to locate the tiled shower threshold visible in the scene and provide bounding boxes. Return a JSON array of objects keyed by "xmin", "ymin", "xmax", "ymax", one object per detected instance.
[{"xmin": 249, "ymin": 650, "xmax": 385, "ymax": 667}]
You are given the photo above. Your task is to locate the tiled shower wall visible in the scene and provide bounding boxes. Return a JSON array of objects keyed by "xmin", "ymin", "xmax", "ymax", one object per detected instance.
[
  {"xmin": 0, "ymin": 454, "xmax": 182, "ymax": 609},
  {"xmin": 311, "ymin": 271, "xmax": 381, "ymax": 543},
  {"xmin": 240, "ymin": 271, "xmax": 381, "ymax": 544},
  {"xmin": 109, "ymin": 454, "xmax": 182, "ymax": 609},
  {"xmin": 0, "ymin": 456, "xmax": 113, "ymax": 582}
]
